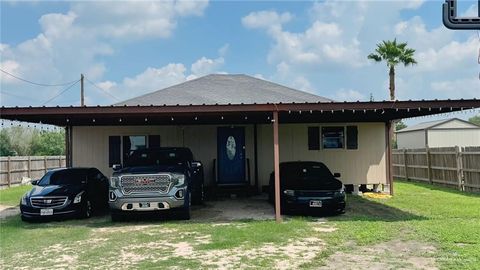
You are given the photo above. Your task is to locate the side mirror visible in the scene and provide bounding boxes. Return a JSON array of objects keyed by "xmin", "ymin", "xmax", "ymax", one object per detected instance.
[
  {"xmin": 112, "ymin": 164, "xmax": 122, "ymax": 171},
  {"xmin": 31, "ymin": 180, "xmax": 39, "ymax": 185},
  {"xmin": 191, "ymin": 161, "xmax": 202, "ymax": 168},
  {"xmin": 333, "ymin": 173, "xmax": 341, "ymax": 178}
]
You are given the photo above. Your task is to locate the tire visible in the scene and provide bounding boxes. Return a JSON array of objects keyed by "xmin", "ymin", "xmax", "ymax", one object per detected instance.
[
  {"xmin": 192, "ymin": 183, "xmax": 204, "ymax": 205},
  {"xmin": 111, "ymin": 211, "xmax": 125, "ymax": 222},
  {"xmin": 178, "ymin": 192, "xmax": 191, "ymax": 220},
  {"xmin": 79, "ymin": 199, "xmax": 92, "ymax": 219},
  {"xmin": 21, "ymin": 215, "xmax": 32, "ymax": 223}
]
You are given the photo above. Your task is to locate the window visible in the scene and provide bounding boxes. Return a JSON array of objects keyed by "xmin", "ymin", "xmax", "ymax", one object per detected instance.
[
  {"xmin": 108, "ymin": 136, "xmax": 121, "ymax": 167},
  {"xmin": 346, "ymin": 126, "xmax": 358, "ymax": 149},
  {"xmin": 322, "ymin": 127, "xmax": 344, "ymax": 149},
  {"xmin": 123, "ymin": 136, "xmax": 147, "ymax": 162},
  {"xmin": 308, "ymin": 127, "xmax": 320, "ymax": 150}
]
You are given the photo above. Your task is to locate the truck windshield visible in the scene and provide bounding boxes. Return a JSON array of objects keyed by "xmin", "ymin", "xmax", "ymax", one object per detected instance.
[
  {"xmin": 37, "ymin": 169, "xmax": 87, "ymax": 186},
  {"xmin": 125, "ymin": 149, "xmax": 190, "ymax": 167}
]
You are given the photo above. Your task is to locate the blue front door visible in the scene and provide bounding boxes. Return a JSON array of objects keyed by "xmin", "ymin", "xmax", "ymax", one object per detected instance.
[{"xmin": 217, "ymin": 127, "xmax": 246, "ymax": 185}]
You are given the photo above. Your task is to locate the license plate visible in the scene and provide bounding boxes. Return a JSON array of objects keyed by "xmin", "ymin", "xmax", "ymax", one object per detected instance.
[
  {"xmin": 309, "ymin": 200, "xmax": 322, "ymax": 208},
  {"xmin": 40, "ymin": 209, "xmax": 53, "ymax": 216},
  {"xmin": 139, "ymin": 202, "xmax": 150, "ymax": 208}
]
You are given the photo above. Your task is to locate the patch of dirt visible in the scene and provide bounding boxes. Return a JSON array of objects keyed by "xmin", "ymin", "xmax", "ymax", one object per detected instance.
[
  {"xmin": 0, "ymin": 204, "xmax": 19, "ymax": 219},
  {"xmin": 319, "ymin": 240, "xmax": 438, "ymax": 270},
  {"xmin": 193, "ymin": 196, "xmax": 275, "ymax": 221}
]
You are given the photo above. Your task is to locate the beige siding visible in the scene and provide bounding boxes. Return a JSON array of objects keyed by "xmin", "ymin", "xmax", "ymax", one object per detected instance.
[
  {"xmin": 427, "ymin": 129, "xmax": 480, "ymax": 148},
  {"xmin": 397, "ymin": 130, "xmax": 426, "ymax": 149},
  {"xmin": 72, "ymin": 125, "xmax": 255, "ymax": 186},
  {"xmin": 256, "ymin": 123, "xmax": 386, "ymax": 187},
  {"xmin": 432, "ymin": 119, "xmax": 478, "ymax": 129},
  {"xmin": 72, "ymin": 122, "xmax": 387, "ymax": 189}
]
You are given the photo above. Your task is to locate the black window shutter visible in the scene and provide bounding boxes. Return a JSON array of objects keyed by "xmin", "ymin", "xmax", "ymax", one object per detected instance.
[
  {"xmin": 347, "ymin": 126, "xmax": 358, "ymax": 149},
  {"xmin": 108, "ymin": 136, "xmax": 121, "ymax": 167},
  {"xmin": 308, "ymin": 127, "xmax": 320, "ymax": 150},
  {"xmin": 122, "ymin": 136, "xmax": 131, "ymax": 163},
  {"xmin": 148, "ymin": 135, "xmax": 161, "ymax": 148}
]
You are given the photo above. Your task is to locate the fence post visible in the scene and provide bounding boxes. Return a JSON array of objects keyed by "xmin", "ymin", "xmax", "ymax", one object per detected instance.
[
  {"xmin": 44, "ymin": 156, "xmax": 47, "ymax": 174},
  {"xmin": 7, "ymin": 156, "xmax": 11, "ymax": 188},
  {"xmin": 426, "ymin": 146, "xmax": 432, "ymax": 184},
  {"xmin": 455, "ymin": 146, "xmax": 463, "ymax": 191},
  {"xmin": 58, "ymin": 156, "xmax": 62, "ymax": 168},
  {"xmin": 27, "ymin": 156, "xmax": 31, "ymax": 179},
  {"xmin": 403, "ymin": 149, "xmax": 409, "ymax": 181}
]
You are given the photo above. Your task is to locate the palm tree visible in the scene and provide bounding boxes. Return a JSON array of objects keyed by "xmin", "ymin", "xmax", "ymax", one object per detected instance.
[{"xmin": 368, "ymin": 39, "xmax": 417, "ymax": 101}]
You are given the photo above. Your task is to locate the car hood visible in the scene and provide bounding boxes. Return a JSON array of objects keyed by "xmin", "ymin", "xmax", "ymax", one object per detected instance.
[
  {"xmin": 27, "ymin": 184, "xmax": 84, "ymax": 198},
  {"xmin": 113, "ymin": 165, "xmax": 187, "ymax": 176}
]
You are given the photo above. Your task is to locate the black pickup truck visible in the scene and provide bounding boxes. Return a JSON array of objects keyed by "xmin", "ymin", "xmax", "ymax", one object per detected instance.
[{"xmin": 108, "ymin": 147, "xmax": 204, "ymax": 221}]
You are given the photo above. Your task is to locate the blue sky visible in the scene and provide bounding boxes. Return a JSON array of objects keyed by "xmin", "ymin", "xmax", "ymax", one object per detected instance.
[{"xmin": 1, "ymin": 0, "xmax": 479, "ymax": 126}]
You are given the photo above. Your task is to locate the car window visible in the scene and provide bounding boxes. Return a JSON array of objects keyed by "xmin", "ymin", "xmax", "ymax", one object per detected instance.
[
  {"xmin": 281, "ymin": 163, "xmax": 335, "ymax": 189},
  {"xmin": 38, "ymin": 170, "xmax": 87, "ymax": 186},
  {"xmin": 125, "ymin": 149, "xmax": 191, "ymax": 166}
]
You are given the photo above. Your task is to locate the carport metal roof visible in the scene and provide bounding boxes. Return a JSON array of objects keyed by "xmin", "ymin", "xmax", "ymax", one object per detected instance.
[{"xmin": 1, "ymin": 99, "xmax": 478, "ymax": 126}]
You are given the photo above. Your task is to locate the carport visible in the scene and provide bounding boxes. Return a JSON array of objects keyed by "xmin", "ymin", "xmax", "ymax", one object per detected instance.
[{"xmin": 1, "ymin": 74, "xmax": 479, "ymax": 222}]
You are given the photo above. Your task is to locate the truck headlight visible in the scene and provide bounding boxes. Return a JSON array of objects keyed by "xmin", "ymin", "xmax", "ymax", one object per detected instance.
[
  {"xmin": 73, "ymin": 191, "xmax": 84, "ymax": 204},
  {"xmin": 20, "ymin": 193, "xmax": 28, "ymax": 205},
  {"xmin": 110, "ymin": 176, "xmax": 120, "ymax": 188},
  {"xmin": 283, "ymin": 189, "xmax": 295, "ymax": 196},
  {"xmin": 172, "ymin": 173, "xmax": 185, "ymax": 186}
]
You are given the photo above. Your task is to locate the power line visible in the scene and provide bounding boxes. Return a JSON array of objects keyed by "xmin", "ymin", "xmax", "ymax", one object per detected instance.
[
  {"xmin": 0, "ymin": 69, "xmax": 78, "ymax": 87},
  {"xmin": 84, "ymin": 76, "xmax": 121, "ymax": 102},
  {"xmin": 41, "ymin": 80, "xmax": 81, "ymax": 105},
  {"xmin": 0, "ymin": 90, "xmax": 40, "ymax": 102}
]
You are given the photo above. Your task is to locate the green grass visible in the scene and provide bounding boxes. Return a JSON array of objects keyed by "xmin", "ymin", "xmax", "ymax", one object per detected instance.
[
  {"xmin": 0, "ymin": 185, "xmax": 31, "ymax": 206},
  {"xmin": 0, "ymin": 181, "xmax": 479, "ymax": 269}
]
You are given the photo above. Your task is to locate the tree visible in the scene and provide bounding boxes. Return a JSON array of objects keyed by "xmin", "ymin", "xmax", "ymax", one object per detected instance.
[
  {"xmin": 395, "ymin": 120, "xmax": 407, "ymax": 131},
  {"xmin": 368, "ymin": 39, "xmax": 417, "ymax": 100},
  {"xmin": 30, "ymin": 131, "xmax": 65, "ymax": 156},
  {"xmin": 0, "ymin": 130, "xmax": 14, "ymax": 156},
  {"xmin": 469, "ymin": 114, "xmax": 480, "ymax": 126}
]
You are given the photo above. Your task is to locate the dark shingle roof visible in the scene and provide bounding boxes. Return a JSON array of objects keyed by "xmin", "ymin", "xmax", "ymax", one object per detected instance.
[{"xmin": 115, "ymin": 74, "xmax": 332, "ymax": 106}]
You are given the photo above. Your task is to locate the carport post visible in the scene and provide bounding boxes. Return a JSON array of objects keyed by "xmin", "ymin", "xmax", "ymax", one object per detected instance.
[{"xmin": 273, "ymin": 110, "xmax": 282, "ymax": 223}]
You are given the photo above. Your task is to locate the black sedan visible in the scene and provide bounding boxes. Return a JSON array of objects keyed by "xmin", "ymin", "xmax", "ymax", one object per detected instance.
[
  {"xmin": 20, "ymin": 168, "xmax": 109, "ymax": 222},
  {"xmin": 269, "ymin": 161, "xmax": 346, "ymax": 215}
]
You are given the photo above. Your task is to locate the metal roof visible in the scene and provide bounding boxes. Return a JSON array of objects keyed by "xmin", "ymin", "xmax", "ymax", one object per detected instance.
[
  {"xmin": 396, "ymin": 118, "xmax": 480, "ymax": 133},
  {"xmin": 116, "ymin": 74, "xmax": 333, "ymax": 106},
  {"xmin": 1, "ymin": 99, "xmax": 479, "ymax": 126}
]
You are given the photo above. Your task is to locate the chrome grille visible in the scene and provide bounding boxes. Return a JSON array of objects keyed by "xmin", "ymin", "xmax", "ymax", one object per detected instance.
[
  {"xmin": 30, "ymin": 196, "xmax": 68, "ymax": 208},
  {"xmin": 120, "ymin": 174, "xmax": 172, "ymax": 194}
]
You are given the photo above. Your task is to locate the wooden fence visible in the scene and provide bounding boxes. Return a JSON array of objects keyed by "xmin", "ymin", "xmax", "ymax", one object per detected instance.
[
  {"xmin": 393, "ymin": 147, "xmax": 480, "ymax": 192},
  {"xmin": 0, "ymin": 156, "xmax": 66, "ymax": 188}
]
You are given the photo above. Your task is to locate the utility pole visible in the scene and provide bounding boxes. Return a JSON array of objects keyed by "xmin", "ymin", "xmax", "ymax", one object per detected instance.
[{"xmin": 80, "ymin": 73, "xmax": 84, "ymax": 106}]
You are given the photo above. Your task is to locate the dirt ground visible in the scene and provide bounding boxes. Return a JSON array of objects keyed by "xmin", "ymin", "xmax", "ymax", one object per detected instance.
[
  {"xmin": 1, "ymin": 196, "xmax": 439, "ymax": 269},
  {"xmin": 0, "ymin": 205, "xmax": 19, "ymax": 219}
]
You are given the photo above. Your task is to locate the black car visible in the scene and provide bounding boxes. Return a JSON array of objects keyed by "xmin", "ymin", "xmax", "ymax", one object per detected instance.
[
  {"xmin": 20, "ymin": 168, "xmax": 109, "ymax": 222},
  {"xmin": 269, "ymin": 161, "xmax": 346, "ymax": 215}
]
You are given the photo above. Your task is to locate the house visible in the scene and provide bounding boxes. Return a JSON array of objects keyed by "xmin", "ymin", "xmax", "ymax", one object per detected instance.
[
  {"xmin": 2, "ymin": 74, "xmax": 479, "ymax": 221},
  {"xmin": 396, "ymin": 118, "xmax": 480, "ymax": 149}
]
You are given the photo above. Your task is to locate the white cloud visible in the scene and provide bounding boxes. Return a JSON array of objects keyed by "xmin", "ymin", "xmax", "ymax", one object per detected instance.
[
  {"xmin": 461, "ymin": 3, "xmax": 478, "ymax": 17},
  {"xmin": 431, "ymin": 78, "xmax": 480, "ymax": 98},
  {"xmin": 190, "ymin": 56, "xmax": 225, "ymax": 77},
  {"xmin": 331, "ymin": 89, "xmax": 366, "ymax": 102},
  {"xmin": 1, "ymin": 1, "xmax": 209, "ymax": 106},
  {"xmin": 241, "ymin": 10, "xmax": 292, "ymax": 30},
  {"xmin": 0, "ymin": 60, "xmax": 20, "ymax": 84}
]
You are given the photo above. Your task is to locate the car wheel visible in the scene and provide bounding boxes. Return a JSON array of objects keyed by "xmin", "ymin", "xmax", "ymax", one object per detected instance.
[
  {"xmin": 111, "ymin": 211, "xmax": 125, "ymax": 222},
  {"xmin": 80, "ymin": 199, "xmax": 92, "ymax": 219},
  {"xmin": 21, "ymin": 215, "xmax": 32, "ymax": 222},
  {"xmin": 178, "ymin": 192, "xmax": 191, "ymax": 220}
]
